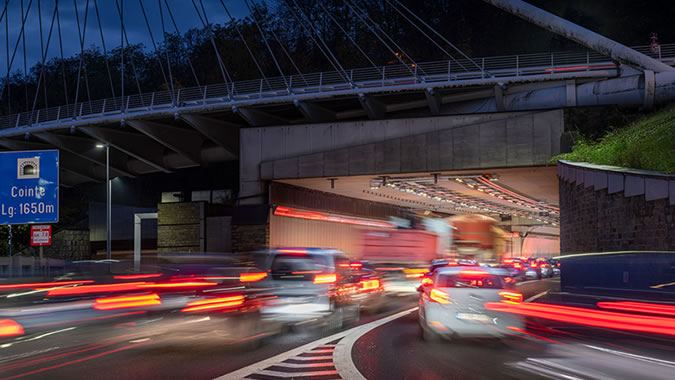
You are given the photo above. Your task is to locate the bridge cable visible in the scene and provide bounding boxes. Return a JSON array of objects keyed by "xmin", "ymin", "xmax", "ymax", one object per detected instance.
[
  {"xmin": 243, "ymin": 0, "xmax": 293, "ymax": 93},
  {"xmin": 162, "ymin": 0, "xmax": 200, "ymax": 89},
  {"xmin": 3, "ymin": 0, "xmax": 9, "ymax": 113},
  {"xmin": 249, "ymin": 0, "xmax": 309, "ymax": 87},
  {"xmin": 72, "ymin": 0, "xmax": 93, "ymax": 118},
  {"xmin": 315, "ymin": 1, "xmax": 382, "ymax": 75},
  {"xmin": 30, "ymin": 0, "xmax": 58, "ymax": 122},
  {"xmin": 20, "ymin": 0, "xmax": 32, "ymax": 111},
  {"xmin": 217, "ymin": 0, "xmax": 271, "ymax": 90},
  {"xmin": 341, "ymin": 0, "xmax": 421, "ymax": 82},
  {"xmin": 383, "ymin": 0, "xmax": 468, "ymax": 72},
  {"xmin": 0, "ymin": 0, "xmax": 33, "ymax": 108},
  {"xmin": 284, "ymin": 0, "xmax": 354, "ymax": 87},
  {"xmin": 190, "ymin": 0, "xmax": 232, "ymax": 99},
  {"xmin": 137, "ymin": 0, "xmax": 174, "ymax": 104},
  {"xmin": 158, "ymin": 0, "xmax": 177, "ymax": 102},
  {"xmin": 37, "ymin": 0, "xmax": 48, "ymax": 109},
  {"xmin": 55, "ymin": 0, "xmax": 69, "ymax": 105},
  {"xmin": 114, "ymin": 0, "xmax": 145, "ymax": 106},
  {"xmin": 94, "ymin": 0, "xmax": 116, "ymax": 98},
  {"xmin": 119, "ymin": 0, "xmax": 123, "ymax": 108},
  {"xmin": 351, "ymin": 0, "xmax": 422, "ymax": 75},
  {"xmin": 390, "ymin": 0, "xmax": 490, "ymax": 77},
  {"xmin": 21, "ymin": 0, "xmax": 28, "ymax": 110}
]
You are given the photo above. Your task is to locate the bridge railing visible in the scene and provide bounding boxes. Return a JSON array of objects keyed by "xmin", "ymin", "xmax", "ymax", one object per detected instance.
[{"xmin": 1, "ymin": 43, "xmax": 673, "ymax": 131}]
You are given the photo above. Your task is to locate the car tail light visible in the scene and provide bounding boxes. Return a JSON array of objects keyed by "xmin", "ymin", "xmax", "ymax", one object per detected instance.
[
  {"xmin": 181, "ymin": 295, "xmax": 245, "ymax": 313},
  {"xmin": 360, "ymin": 279, "xmax": 380, "ymax": 291},
  {"xmin": 276, "ymin": 249, "xmax": 306, "ymax": 254},
  {"xmin": 460, "ymin": 269, "xmax": 488, "ymax": 276},
  {"xmin": 313, "ymin": 273, "xmax": 337, "ymax": 284},
  {"xmin": 429, "ymin": 288, "xmax": 451, "ymax": 304},
  {"xmin": 557, "ymin": 262, "xmax": 561, "ymax": 267},
  {"xmin": 93, "ymin": 293, "xmax": 161, "ymax": 310},
  {"xmin": 349, "ymin": 262, "xmax": 363, "ymax": 269},
  {"xmin": 499, "ymin": 291, "xmax": 523, "ymax": 304},
  {"xmin": 446, "ymin": 261, "xmax": 458, "ymax": 266},
  {"xmin": 405, "ymin": 273, "xmax": 424, "ymax": 278},
  {"xmin": 421, "ymin": 277, "xmax": 433, "ymax": 286},
  {"xmin": 239, "ymin": 272, "xmax": 267, "ymax": 282},
  {"xmin": 0, "ymin": 319, "xmax": 23, "ymax": 337},
  {"xmin": 530, "ymin": 261, "xmax": 537, "ymax": 268},
  {"xmin": 513, "ymin": 262, "xmax": 522, "ymax": 269}
]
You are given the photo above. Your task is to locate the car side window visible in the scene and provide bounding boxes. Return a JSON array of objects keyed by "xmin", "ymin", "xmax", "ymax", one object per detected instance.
[{"xmin": 334, "ymin": 255, "xmax": 351, "ymax": 280}]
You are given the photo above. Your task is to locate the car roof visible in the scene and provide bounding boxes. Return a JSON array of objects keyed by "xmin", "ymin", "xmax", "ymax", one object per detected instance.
[
  {"xmin": 434, "ymin": 266, "xmax": 510, "ymax": 276},
  {"xmin": 270, "ymin": 247, "xmax": 345, "ymax": 256}
]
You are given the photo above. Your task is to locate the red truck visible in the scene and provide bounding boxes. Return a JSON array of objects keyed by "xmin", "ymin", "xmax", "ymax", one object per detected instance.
[{"xmin": 356, "ymin": 229, "xmax": 439, "ymax": 295}]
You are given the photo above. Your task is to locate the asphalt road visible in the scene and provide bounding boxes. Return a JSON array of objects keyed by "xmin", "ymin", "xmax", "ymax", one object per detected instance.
[
  {"xmin": 3, "ymin": 278, "xmax": 674, "ymax": 380},
  {"xmin": 0, "ymin": 297, "xmax": 417, "ymax": 380},
  {"xmin": 351, "ymin": 311, "xmax": 538, "ymax": 380}
]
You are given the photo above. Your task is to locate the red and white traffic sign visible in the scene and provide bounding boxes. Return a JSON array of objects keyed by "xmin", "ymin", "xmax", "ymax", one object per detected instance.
[{"xmin": 30, "ymin": 224, "xmax": 52, "ymax": 246}]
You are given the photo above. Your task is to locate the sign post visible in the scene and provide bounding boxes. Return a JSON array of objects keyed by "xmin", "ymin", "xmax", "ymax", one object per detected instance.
[
  {"xmin": 31, "ymin": 224, "xmax": 52, "ymax": 271},
  {"xmin": 0, "ymin": 150, "xmax": 59, "ymax": 270}
]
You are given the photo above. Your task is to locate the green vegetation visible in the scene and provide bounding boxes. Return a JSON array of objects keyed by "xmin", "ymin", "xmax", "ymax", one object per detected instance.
[{"xmin": 551, "ymin": 105, "xmax": 675, "ymax": 173}]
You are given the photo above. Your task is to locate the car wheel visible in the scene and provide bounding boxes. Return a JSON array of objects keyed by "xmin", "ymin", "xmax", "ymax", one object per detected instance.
[
  {"xmin": 420, "ymin": 323, "xmax": 441, "ymax": 342},
  {"xmin": 236, "ymin": 314, "xmax": 264, "ymax": 351},
  {"xmin": 326, "ymin": 306, "xmax": 345, "ymax": 331}
]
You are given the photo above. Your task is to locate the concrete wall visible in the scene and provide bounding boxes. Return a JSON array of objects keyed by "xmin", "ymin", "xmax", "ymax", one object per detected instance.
[
  {"xmin": 240, "ymin": 110, "xmax": 563, "ymax": 203},
  {"xmin": 558, "ymin": 161, "xmax": 675, "ymax": 254}
]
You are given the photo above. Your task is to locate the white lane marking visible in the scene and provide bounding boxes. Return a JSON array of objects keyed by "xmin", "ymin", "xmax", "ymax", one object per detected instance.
[
  {"xmin": 583, "ymin": 344, "xmax": 675, "ymax": 367},
  {"xmin": 288, "ymin": 355, "xmax": 333, "ymax": 361},
  {"xmin": 214, "ymin": 307, "xmax": 417, "ymax": 380},
  {"xmin": 525, "ymin": 290, "xmax": 549, "ymax": 303},
  {"xmin": 272, "ymin": 362, "xmax": 336, "ymax": 368},
  {"xmin": 307, "ymin": 348, "xmax": 334, "ymax": 353},
  {"xmin": 253, "ymin": 369, "xmax": 339, "ymax": 378},
  {"xmin": 509, "ymin": 360, "xmax": 584, "ymax": 380},
  {"xmin": 333, "ymin": 307, "xmax": 418, "ymax": 380},
  {"xmin": 129, "ymin": 338, "xmax": 151, "ymax": 343}
]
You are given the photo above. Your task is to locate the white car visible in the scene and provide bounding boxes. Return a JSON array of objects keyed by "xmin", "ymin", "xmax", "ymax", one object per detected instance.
[{"xmin": 418, "ymin": 266, "xmax": 524, "ymax": 341}]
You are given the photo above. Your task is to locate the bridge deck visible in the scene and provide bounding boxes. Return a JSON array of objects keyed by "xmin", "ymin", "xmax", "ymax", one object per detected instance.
[{"xmin": 0, "ymin": 43, "xmax": 673, "ymax": 132}]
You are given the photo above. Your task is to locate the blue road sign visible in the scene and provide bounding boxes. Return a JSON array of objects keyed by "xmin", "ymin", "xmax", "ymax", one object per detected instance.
[{"xmin": 0, "ymin": 150, "xmax": 59, "ymax": 225}]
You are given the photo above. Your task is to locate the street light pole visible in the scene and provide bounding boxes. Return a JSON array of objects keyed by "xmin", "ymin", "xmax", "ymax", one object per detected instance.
[
  {"xmin": 97, "ymin": 143, "xmax": 111, "ymax": 260},
  {"xmin": 106, "ymin": 144, "xmax": 111, "ymax": 260}
]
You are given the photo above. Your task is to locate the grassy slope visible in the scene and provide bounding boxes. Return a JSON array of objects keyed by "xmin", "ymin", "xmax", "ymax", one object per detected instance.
[{"xmin": 551, "ymin": 105, "xmax": 675, "ymax": 173}]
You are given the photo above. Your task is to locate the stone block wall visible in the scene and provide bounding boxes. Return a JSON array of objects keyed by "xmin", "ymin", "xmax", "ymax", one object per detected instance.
[
  {"xmin": 559, "ymin": 161, "xmax": 675, "ymax": 254},
  {"xmin": 231, "ymin": 223, "xmax": 269, "ymax": 253},
  {"xmin": 157, "ymin": 202, "xmax": 204, "ymax": 253},
  {"xmin": 21, "ymin": 229, "xmax": 91, "ymax": 260}
]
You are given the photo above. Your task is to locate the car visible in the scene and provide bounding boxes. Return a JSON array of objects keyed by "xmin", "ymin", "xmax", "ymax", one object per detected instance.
[
  {"xmin": 517, "ymin": 258, "xmax": 542, "ymax": 280},
  {"xmin": 347, "ymin": 264, "xmax": 386, "ymax": 314},
  {"xmin": 0, "ymin": 256, "xmax": 275, "ymax": 348},
  {"xmin": 549, "ymin": 258, "xmax": 561, "ymax": 276},
  {"xmin": 536, "ymin": 258, "xmax": 553, "ymax": 278},
  {"xmin": 417, "ymin": 266, "xmax": 524, "ymax": 341},
  {"xmin": 256, "ymin": 248, "xmax": 362, "ymax": 329}
]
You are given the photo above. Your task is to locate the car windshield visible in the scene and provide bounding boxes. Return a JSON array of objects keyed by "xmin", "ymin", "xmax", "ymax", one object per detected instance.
[
  {"xmin": 435, "ymin": 272, "xmax": 504, "ymax": 289},
  {"xmin": 270, "ymin": 254, "xmax": 332, "ymax": 281}
]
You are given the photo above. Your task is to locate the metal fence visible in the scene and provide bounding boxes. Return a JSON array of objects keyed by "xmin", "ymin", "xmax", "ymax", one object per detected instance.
[{"xmin": 1, "ymin": 43, "xmax": 673, "ymax": 131}]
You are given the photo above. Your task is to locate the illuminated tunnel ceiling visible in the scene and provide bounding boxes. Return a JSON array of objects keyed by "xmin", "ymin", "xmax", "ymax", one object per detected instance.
[{"xmin": 279, "ymin": 166, "xmax": 559, "ymax": 226}]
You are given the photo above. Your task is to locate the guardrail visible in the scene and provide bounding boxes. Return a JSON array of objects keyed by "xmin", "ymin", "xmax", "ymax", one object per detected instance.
[{"xmin": 1, "ymin": 43, "xmax": 673, "ymax": 130}]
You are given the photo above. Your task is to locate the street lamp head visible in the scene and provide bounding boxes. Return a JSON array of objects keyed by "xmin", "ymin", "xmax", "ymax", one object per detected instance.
[{"xmin": 96, "ymin": 143, "xmax": 107, "ymax": 149}]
